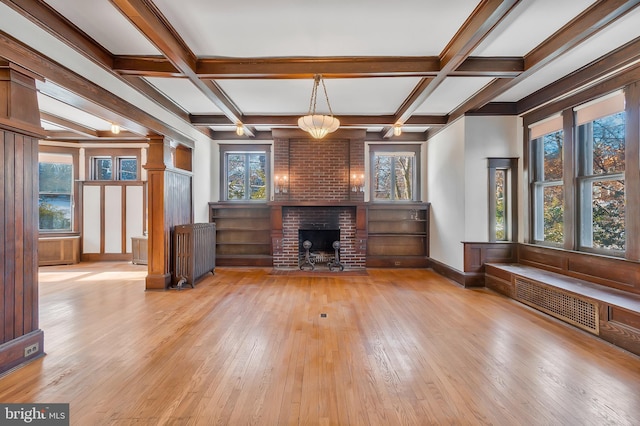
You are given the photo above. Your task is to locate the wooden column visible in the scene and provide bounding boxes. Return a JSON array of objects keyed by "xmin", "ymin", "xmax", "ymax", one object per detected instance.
[
  {"xmin": 0, "ymin": 61, "xmax": 46, "ymax": 375},
  {"xmin": 143, "ymin": 136, "xmax": 193, "ymax": 290},
  {"xmin": 144, "ymin": 135, "xmax": 173, "ymax": 290}
]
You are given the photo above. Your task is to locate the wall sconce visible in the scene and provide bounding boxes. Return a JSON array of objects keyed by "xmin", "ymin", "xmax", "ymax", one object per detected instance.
[
  {"xmin": 275, "ymin": 175, "xmax": 288, "ymax": 194},
  {"xmin": 351, "ymin": 173, "xmax": 364, "ymax": 193},
  {"xmin": 111, "ymin": 123, "xmax": 121, "ymax": 134},
  {"xmin": 393, "ymin": 124, "xmax": 402, "ymax": 136},
  {"xmin": 236, "ymin": 123, "xmax": 244, "ymax": 136}
]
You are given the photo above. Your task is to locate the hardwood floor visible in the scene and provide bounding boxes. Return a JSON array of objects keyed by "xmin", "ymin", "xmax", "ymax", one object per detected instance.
[{"xmin": 1, "ymin": 263, "xmax": 640, "ymax": 425}]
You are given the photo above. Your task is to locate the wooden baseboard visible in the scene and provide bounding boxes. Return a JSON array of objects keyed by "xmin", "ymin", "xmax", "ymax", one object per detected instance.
[
  {"xmin": 0, "ymin": 330, "xmax": 45, "ymax": 377},
  {"xmin": 366, "ymin": 256, "xmax": 430, "ymax": 268},
  {"xmin": 145, "ymin": 273, "xmax": 172, "ymax": 291},
  {"xmin": 81, "ymin": 253, "xmax": 133, "ymax": 262}
]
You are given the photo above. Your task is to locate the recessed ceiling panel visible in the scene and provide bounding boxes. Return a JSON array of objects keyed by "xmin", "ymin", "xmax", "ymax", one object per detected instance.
[
  {"xmin": 42, "ymin": 0, "xmax": 160, "ymax": 55},
  {"xmin": 38, "ymin": 93, "xmax": 112, "ymax": 131},
  {"xmin": 144, "ymin": 78, "xmax": 223, "ymax": 114},
  {"xmin": 473, "ymin": 0, "xmax": 594, "ymax": 56},
  {"xmin": 216, "ymin": 77, "xmax": 422, "ymax": 115},
  {"xmin": 414, "ymin": 77, "xmax": 495, "ymax": 114},
  {"xmin": 495, "ymin": 7, "xmax": 640, "ymax": 102},
  {"xmin": 153, "ymin": 0, "xmax": 480, "ymax": 57}
]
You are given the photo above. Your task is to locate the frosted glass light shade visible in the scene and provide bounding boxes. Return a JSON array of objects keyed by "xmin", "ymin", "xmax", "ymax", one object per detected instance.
[{"xmin": 298, "ymin": 114, "xmax": 340, "ymax": 139}]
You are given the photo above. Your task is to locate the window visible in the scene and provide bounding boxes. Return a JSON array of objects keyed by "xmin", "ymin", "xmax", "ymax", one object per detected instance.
[
  {"xmin": 528, "ymin": 91, "xmax": 631, "ymax": 257},
  {"xmin": 489, "ymin": 158, "xmax": 517, "ymax": 241},
  {"xmin": 220, "ymin": 145, "xmax": 270, "ymax": 201},
  {"xmin": 91, "ymin": 156, "xmax": 138, "ymax": 180},
  {"xmin": 576, "ymin": 98, "xmax": 625, "ymax": 253},
  {"xmin": 370, "ymin": 145, "xmax": 420, "ymax": 202},
  {"xmin": 39, "ymin": 153, "xmax": 73, "ymax": 231},
  {"xmin": 530, "ymin": 116, "xmax": 564, "ymax": 245}
]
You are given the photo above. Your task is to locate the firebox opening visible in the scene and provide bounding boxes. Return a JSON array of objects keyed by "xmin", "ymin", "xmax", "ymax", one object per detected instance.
[{"xmin": 298, "ymin": 229, "xmax": 340, "ymax": 266}]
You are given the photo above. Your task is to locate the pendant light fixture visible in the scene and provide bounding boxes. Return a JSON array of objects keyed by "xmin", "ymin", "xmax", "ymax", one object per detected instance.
[{"xmin": 298, "ymin": 74, "xmax": 340, "ymax": 139}]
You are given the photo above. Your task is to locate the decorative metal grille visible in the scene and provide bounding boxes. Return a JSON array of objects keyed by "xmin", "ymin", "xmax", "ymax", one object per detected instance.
[{"xmin": 514, "ymin": 276, "xmax": 599, "ymax": 335}]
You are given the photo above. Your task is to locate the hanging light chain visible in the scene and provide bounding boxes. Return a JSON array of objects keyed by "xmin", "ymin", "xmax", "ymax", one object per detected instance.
[
  {"xmin": 320, "ymin": 75, "xmax": 334, "ymax": 117},
  {"xmin": 306, "ymin": 74, "xmax": 334, "ymax": 117}
]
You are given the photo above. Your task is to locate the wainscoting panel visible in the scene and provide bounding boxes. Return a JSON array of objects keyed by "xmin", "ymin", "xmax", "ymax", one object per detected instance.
[
  {"xmin": 83, "ymin": 185, "xmax": 101, "ymax": 253},
  {"xmin": 104, "ymin": 186, "xmax": 123, "ymax": 253}
]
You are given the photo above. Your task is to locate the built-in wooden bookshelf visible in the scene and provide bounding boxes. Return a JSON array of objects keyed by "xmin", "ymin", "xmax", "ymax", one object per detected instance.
[
  {"xmin": 208, "ymin": 203, "xmax": 272, "ymax": 266},
  {"xmin": 366, "ymin": 203, "xmax": 430, "ymax": 267}
]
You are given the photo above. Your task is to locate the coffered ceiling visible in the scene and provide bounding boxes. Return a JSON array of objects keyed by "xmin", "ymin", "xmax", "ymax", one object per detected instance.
[{"xmin": 1, "ymin": 0, "xmax": 639, "ymax": 144}]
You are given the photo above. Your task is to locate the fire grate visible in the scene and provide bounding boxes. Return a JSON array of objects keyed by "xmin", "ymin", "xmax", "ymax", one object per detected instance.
[{"xmin": 514, "ymin": 276, "xmax": 599, "ymax": 335}]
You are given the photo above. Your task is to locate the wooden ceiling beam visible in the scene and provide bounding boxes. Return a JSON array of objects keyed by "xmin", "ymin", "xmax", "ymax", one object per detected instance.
[
  {"xmin": 114, "ymin": 56, "xmax": 181, "ymax": 77},
  {"xmin": 450, "ymin": 57, "xmax": 523, "ymax": 76},
  {"xmin": 524, "ymin": 0, "xmax": 640, "ymax": 71},
  {"xmin": 190, "ymin": 114, "xmax": 448, "ymax": 127},
  {"xmin": 112, "ymin": 55, "xmax": 524, "ymax": 79},
  {"xmin": 110, "ymin": 0, "xmax": 254, "ymax": 136},
  {"xmin": 1, "ymin": 0, "xmax": 113, "ymax": 68},
  {"xmin": 384, "ymin": 0, "xmax": 521, "ymax": 137},
  {"xmin": 517, "ymin": 36, "xmax": 640, "ymax": 114},
  {"xmin": 448, "ymin": 0, "xmax": 640, "ymax": 123},
  {"xmin": 1, "ymin": 0, "xmax": 201, "ymax": 144}
]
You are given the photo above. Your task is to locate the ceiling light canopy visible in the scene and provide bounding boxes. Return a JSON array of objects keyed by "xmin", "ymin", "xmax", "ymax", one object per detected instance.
[{"xmin": 298, "ymin": 75, "xmax": 340, "ymax": 139}]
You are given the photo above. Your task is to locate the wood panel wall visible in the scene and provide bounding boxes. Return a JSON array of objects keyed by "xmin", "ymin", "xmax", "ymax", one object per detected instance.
[
  {"xmin": 0, "ymin": 63, "xmax": 45, "ymax": 374},
  {"xmin": 145, "ymin": 136, "xmax": 192, "ymax": 290},
  {"xmin": 518, "ymin": 244, "xmax": 640, "ymax": 296}
]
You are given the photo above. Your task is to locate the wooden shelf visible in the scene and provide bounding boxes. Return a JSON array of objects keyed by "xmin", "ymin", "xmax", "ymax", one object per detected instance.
[
  {"xmin": 209, "ymin": 203, "xmax": 272, "ymax": 266},
  {"xmin": 366, "ymin": 204, "xmax": 430, "ymax": 262}
]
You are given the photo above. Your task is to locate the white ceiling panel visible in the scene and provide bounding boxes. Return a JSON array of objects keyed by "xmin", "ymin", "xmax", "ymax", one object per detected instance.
[
  {"xmin": 415, "ymin": 77, "xmax": 495, "ymax": 114},
  {"xmin": 43, "ymin": 0, "xmax": 160, "ymax": 55},
  {"xmin": 495, "ymin": 7, "xmax": 640, "ymax": 102},
  {"xmin": 473, "ymin": 0, "xmax": 594, "ymax": 56},
  {"xmin": 153, "ymin": 0, "xmax": 480, "ymax": 57},
  {"xmin": 37, "ymin": 93, "xmax": 113, "ymax": 131},
  {"xmin": 217, "ymin": 77, "xmax": 422, "ymax": 115},
  {"xmin": 144, "ymin": 78, "xmax": 224, "ymax": 114}
]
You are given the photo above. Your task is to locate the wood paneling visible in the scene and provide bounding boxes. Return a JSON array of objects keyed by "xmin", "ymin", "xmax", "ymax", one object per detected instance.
[
  {"xmin": 518, "ymin": 244, "xmax": 640, "ymax": 295},
  {"xmin": 144, "ymin": 136, "xmax": 193, "ymax": 289},
  {"xmin": 81, "ymin": 181, "xmax": 145, "ymax": 261},
  {"xmin": 463, "ymin": 242, "xmax": 518, "ymax": 273},
  {"xmin": 38, "ymin": 235, "xmax": 80, "ymax": 266},
  {"xmin": 0, "ymin": 64, "xmax": 45, "ymax": 374}
]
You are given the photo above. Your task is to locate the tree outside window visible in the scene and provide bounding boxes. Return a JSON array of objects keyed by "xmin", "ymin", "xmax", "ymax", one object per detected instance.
[
  {"xmin": 226, "ymin": 152, "xmax": 266, "ymax": 201},
  {"xmin": 489, "ymin": 158, "xmax": 517, "ymax": 242},
  {"xmin": 39, "ymin": 159, "xmax": 73, "ymax": 231},
  {"xmin": 532, "ymin": 130, "xmax": 564, "ymax": 244},
  {"xmin": 578, "ymin": 112, "xmax": 625, "ymax": 252},
  {"xmin": 91, "ymin": 156, "xmax": 138, "ymax": 180},
  {"xmin": 371, "ymin": 149, "xmax": 418, "ymax": 202}
]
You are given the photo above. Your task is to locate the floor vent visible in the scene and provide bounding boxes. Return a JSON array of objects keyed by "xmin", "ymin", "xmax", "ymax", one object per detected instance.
[{"xmin": 514, "ymin": 276, "xmax": 599, "ymax": 335}]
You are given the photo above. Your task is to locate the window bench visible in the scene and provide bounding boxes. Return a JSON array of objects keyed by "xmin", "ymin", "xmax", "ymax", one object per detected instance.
[{"xmin": 485, "ymin": 262, "xmax": 640, "ymax": 357}]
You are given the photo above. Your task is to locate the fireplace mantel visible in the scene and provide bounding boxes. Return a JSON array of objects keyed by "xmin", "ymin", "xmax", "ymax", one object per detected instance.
[{"xmin": 269, "ymin": 201, "xmax": 366, "ymax": 207}]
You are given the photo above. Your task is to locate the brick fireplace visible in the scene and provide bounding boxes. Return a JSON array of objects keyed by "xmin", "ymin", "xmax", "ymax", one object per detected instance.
[
  {"xmin": 273, "ymin": 206, "xmax": 365, "ymax": 269},
  {"xmin": 270, "ymin": 130, "xmax": 367, "ymax": 269}
]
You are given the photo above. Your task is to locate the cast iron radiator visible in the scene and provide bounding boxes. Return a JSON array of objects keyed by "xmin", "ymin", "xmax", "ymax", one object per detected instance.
[{"xmin": 173, "ymin": 223, "xmax": 216, "ymax": 288}]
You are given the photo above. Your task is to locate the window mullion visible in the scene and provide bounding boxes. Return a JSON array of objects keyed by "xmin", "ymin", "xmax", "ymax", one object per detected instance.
[{"xmin": 562, "ymin": 108, "xmax": 576, "ymax": 251}]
